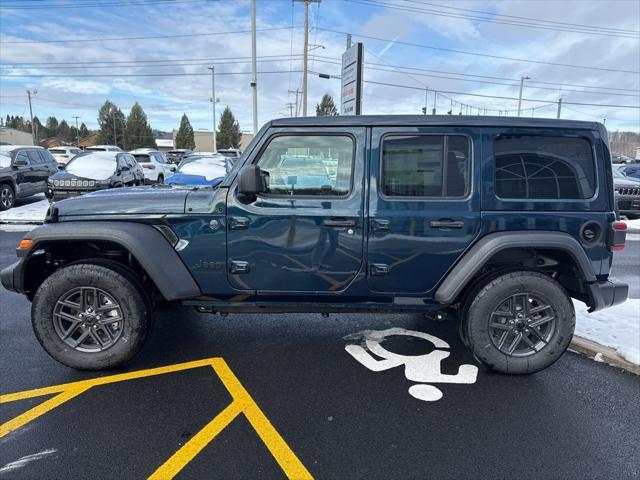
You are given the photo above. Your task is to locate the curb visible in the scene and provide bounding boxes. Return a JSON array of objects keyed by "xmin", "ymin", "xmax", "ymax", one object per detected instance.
[{"xmin": 569, "ymin": 336, "xmax": 639, "ymax": 375}]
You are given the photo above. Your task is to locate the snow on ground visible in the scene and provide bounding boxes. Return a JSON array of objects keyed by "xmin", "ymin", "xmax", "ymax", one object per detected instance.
[
  {"xmin": 574, "ymin": 299, "xmax": 640, "ymax": 365},
  {"xmin": 0, "ymin": 195, "xmax": 49, "ymax": 225},
  {"xmin": 625, "ymin": 218, "xmax": 640, "ymax": 233}
]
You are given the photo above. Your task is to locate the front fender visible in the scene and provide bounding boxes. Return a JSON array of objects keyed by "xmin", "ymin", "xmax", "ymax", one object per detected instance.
[{"xmin": 5, "ymin": 221, "xmax": 201, "ymax": 301}]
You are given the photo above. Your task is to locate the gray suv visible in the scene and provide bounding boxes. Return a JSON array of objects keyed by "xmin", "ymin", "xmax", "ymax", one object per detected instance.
[{"xmin": 0, "ymin": 145, "xmax": 59, "ymax": 210}]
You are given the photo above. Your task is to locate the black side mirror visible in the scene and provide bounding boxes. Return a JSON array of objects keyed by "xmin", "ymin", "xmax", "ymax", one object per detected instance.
[{"xmin": 238, "ymin": 165, "xmax": 267, "ymax": 195}]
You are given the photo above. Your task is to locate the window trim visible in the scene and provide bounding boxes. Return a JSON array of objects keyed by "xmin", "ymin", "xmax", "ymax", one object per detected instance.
[
  {"xmin": 378, "ymin": 132, "xmax": 473, "ymax": 201},
  {"xmin": 493, "ymin": 133, "xmax": 599, "ymax": 203},
  {"xmin": 251, "ymin": 132, "xmax": 357, "ymax": 199}
]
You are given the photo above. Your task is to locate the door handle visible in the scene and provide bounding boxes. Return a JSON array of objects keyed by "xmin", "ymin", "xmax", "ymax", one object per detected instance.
[
  {"xmin": 323, "ymin": 218, "xmax": 356, "ymax": 228},
  {"xmin": 229, "ymin": 216, "xmax": 250, "ymax": 230},
  {"xmin": 371, "ymin": 219, "xmax": 390, "ymax": 232},
  {"xmin": 429, "ymin": 220, "xmax": 464, "ymax": 229}
]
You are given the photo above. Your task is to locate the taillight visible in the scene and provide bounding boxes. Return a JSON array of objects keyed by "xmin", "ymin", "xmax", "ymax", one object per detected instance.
[{"xmin": 609, "ymin": 221, "xmax": 627, "ymax": 251}]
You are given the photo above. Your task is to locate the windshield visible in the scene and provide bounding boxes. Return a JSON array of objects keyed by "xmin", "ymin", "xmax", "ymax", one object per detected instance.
[
  {"xmin": 50, "ymin": 149, "xmax": 67, "ymax": 154},
  {"xmin": 65, "ymin": 154, "xmax": 117, "ymax": 179}
]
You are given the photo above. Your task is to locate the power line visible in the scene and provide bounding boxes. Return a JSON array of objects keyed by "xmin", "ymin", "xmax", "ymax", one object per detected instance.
[
  {"xmin": 0, "ymin": 0, "xmax": 210, "ymax": 10},
  {"xmin": 406, "ymin": 0, "xmax": 640, "ymax": 35},
  {"xmin": 0, "ymin": 54, "xmax": 304, "ymax": 66},
  {"xmin": 318, "ymin": 28, "xmax": 640, "ymax": 74},
  {"xmin": 0, "ymin": 70, "xmax": 302, "ymax": 78},
  {"xmin": 343, "ymin": 0, "xmax": 639, "ymax": 38},
  {"xmin": 0, "ymin": 26, "xmax": 297, "ymax": 44}
]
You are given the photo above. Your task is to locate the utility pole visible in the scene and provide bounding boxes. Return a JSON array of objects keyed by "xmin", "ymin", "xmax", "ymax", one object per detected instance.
[
  {"xmin": 557, "ymin": 97, "xmax": 562, "ymax": 119},
  {"xmin": 346, "ymin": 33, "xmax": 352, "ymax": 49},
  {"xmin": 250, "ymin": 0, "xmax": 258, "ymax": 133},
  {"xmin": 424, "ymin": 88, "xmax": 428, "ymax": 115},
  {"xmin": 208, "ymin": 65, "xmax": 217, "ymax": 151},
  {"xmin": 112, "ymin": 112, "xmax": 117, "ymax": 146},
  {"xmin": 72, "ymin": 116, "xmax": 80, "ymax": 145},
  {"xmin": 294, "ymin": 0, "xmax": 320, "ymax": 117},
  {"xmin": 517, "ymin": 75, "xmax": 530, "ymax": 117},
  {"xmin": 26, "ymin": 90, "xmax": 37, "ymax": 144},
  {"xmin": 432, "ymin": 90, "xmax": 437, "ymax": 115},
  {"xmin": 288, "ymin": 88, "xmax": 301, "ymax": 116},
  {"xmin": 286, "ymin": 103, "xmax": 295, "ymax": 117}
]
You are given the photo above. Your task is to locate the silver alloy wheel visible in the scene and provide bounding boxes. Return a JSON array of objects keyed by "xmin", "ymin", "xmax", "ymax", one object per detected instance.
[
  {"xmin": 488, "ymin": 292, "xmax": 556, "ymax": 357},
  {"xmin": 53, "ymin": 287, "xmax": 124, "ymax": 353},
  {"xmin": 1, "ymin": 186, "xmax": 13, "ymax": 209}
]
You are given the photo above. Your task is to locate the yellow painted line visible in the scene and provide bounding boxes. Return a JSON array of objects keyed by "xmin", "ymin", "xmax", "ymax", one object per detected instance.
[
  {"xmin": 0, "ymin": 357, "xmax": 313, "ymax": 480},
  {"xmin": 0, "ymin": 386, "xmax": 90, "ymax": 438},
  {"xmin": 212, "ymin": 359, "xmax": 313, "ymax": 480},
  {"xmin": 148, "ymin": 400, "xmax": 244, "ymax": 480}
]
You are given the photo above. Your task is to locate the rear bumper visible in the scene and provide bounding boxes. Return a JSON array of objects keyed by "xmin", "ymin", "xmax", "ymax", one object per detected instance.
[
  {"xmin": 1, "ymin": 260, "xmax": 25, "ymax": 294},
  {"xmin": 586, "ymin": 279, "xmax": 628, "ymax": 312}
]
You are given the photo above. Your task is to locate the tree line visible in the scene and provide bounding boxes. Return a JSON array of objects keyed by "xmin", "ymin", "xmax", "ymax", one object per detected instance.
[{"xmin": 2, "ymin": 115, "xmax": 90, "ymax": 143}]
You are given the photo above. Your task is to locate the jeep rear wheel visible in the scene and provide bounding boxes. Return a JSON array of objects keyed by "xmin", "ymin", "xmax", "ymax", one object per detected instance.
[
  {"xmin": 32, "ymin": 263, "xmax": 152, "ymax": 370},
  {"xmin": 0, "ymin": 183, "xmax": 15, "ymax": 211},
  {"xmin": 463, "ymin": 271, "xmax": 575, "ymax": 374}
]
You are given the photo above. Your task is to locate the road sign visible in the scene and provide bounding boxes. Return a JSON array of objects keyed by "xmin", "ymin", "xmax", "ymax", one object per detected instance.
[{"xmin": 341, "ymin": 42, "xmax": 364, "ymax": 115}]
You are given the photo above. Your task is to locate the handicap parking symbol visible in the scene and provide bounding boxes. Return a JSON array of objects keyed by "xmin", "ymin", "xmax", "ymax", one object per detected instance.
[{"xmin": 345, "ymin": 327, "xmax": 478, "ymax": 402}]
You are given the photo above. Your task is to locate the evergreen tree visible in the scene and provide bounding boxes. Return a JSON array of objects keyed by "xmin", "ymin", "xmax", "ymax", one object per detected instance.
[
  {"xmin": 315, "ymin": 94, "xmax": 338, "ymax": 116},
  {"xmin": 174, "ymin": 114, "xmax": 195, "ymax": 149},
  {"xmin": 79, "ymin": 123, "xmax": 89, "ymax": 138},
  {"xmin": 5, "ymin": 115, "xmax": 9, "ymax": 127},
  {"xmin": 46, "ymin": 117, "xmax": 59, "ymax": 137},
  {"xmin": 58, "ymin": 120, "xmax": 72, "ymax": 142},
  {"xmin": 217, "ymin": 106, "xmax": 242, "ymax": 149},
  {"xmin": 124, "ymin": 102, "xmax": 156, "ymax": 150},
  {"xmin": 96, "ymin": 100, "xmax": 126, "ymax": 148}
]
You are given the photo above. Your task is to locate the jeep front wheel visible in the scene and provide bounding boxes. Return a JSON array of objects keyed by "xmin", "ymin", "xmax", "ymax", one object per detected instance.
[
  {"xmin": 0, "ymin": 183, "xmax": 15, "ymax": 211},
  {"xmin": 32, "ymin": 263, "xmax": 151, "ymax": 370},
  {"xmin": 463, "ymin": 271, "xmax": 575, "ymax": 374}
]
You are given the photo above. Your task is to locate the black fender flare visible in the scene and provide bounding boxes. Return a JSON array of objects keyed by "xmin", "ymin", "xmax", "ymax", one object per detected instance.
[
  {"xmin": 16, "ymin": 221, "xmax": 200, "ymax": 301},
  {"xmin": 434, "ymin": 231, "xmax": 597, "ymax": 304}
]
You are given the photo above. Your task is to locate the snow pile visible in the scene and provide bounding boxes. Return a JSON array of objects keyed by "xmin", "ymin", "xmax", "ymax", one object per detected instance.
[
  {"xmin": 574, "ymin": 299, "xmax": 640, "ymax": 365},
  {"xmin": 0, "ymin": 196, "xmax": 49, "ymax": 225},
  {"xmin": 624, "ymin": 218, "xmax": 640, "ymax": 233}
]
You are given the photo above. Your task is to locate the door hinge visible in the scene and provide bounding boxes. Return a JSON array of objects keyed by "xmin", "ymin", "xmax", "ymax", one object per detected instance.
[{"xmin": 229, "ymin": 260, "xmax": 250, "ymax": 274}]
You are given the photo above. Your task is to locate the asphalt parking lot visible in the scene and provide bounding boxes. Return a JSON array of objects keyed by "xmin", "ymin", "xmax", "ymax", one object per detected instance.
[{"xmin": 1, "ymin": 230, "xmax": 639, "ymax": 479}]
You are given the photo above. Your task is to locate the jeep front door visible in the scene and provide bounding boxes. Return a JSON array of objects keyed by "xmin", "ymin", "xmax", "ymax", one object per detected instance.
[
  {"xmin": 367, "ymin": 127, "xmax": 481, "ymax": 295},
  {"xmin": 226, "ymin": 129, "xmax": 365, "ymax": 292}
]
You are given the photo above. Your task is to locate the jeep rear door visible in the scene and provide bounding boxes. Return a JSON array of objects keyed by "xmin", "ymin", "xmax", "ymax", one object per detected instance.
[
  {"xmin": 367, "ymin": 126, "xmax": 481, "ymax": 295},
  {"xmin": 226, "ymin": 127, "xmax": 366, "ymax": 292}
]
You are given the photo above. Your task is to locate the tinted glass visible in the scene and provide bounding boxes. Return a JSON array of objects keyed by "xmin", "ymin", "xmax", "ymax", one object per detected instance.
[
  {"xmin": 381, "ymin": 135, "xmax": 470, "ymax": 197},
  {"xmin": 133, "ymin": 154, "xmax": 151, "ymax": 163},
  {"xmin": 27, "ymin": 150, "xmax": 43, "ymax": 164},
  {"xmin": 16, "ymin": 152, "xmax": 29, "ymax": 164},
  {"xmin": 256, "ymin": 135, "xmax": 353, "ymax": 196},
  {"xmin": 39, "ymin": 150, "xmax": 55, "ymax": 163},
  {"xmin": 494, "ymin": 135, "xmax": 595, "ymax": 200}
]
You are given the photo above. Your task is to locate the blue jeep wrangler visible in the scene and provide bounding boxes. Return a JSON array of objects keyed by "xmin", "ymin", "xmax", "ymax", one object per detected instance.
[{"xmin": 1, "ymin": 116, "xmax": 628, "ymax": 373}]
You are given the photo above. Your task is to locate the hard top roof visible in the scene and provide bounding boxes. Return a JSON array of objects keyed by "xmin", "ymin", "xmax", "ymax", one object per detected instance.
[{"xmin": 268, "ymin": 115, "xmax": 601, "ymax": 130}]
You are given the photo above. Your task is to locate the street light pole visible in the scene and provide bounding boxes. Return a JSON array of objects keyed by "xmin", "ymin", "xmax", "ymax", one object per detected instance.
[
  {"xmin": 517, "ymin": 75, "xmax": 530, "ymax": 117},
  {"xmin": 208, "ymin": 66, "xmax": 217, "ymax": 152},
  {"xmin": 557, "ymin": 97, "xmax": 562, "ymax": 119},
  {"xmin": 250, "ymin": 0, "xmax": 258, "ymax": 133}
]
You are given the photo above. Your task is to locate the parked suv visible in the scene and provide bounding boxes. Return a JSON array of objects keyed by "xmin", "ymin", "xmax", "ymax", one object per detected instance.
[
  {"xmin": 0, "ymin": 145, "xmax": 58, "ymax": 210},
  {"xmin": 130, "ymin": 149, "xmax": 175, "ymax": 184},
  {"xmin": 47, "ymin": 151, "xmax": 144, "ymax": 201},
  {"xmin": 49, "ymin": 146, "xmax": 83, "ymax": 167},
  {"xmin": 1, "ymin": 116, "xmax": 628, "ymax": 372},
  {"xmin": 613, "ymin": 168, "xmax": 640, "ymax": 219}
]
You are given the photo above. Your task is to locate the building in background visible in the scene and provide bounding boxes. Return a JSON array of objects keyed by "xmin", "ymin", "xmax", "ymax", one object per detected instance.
[
  {"xmin": 155, "ymin": 138, "xmax": 174, "ymax": 153},
  {"xmin": 78, "ymin": 132, "xmax": 99, "ymax": 149},
  {"xmin": 0, "ymin": 127, "xmax": 34, "ymax": 145},
  {"xmin": 188, "ymin": 130, "xmax": 254, "ymax": 153}
]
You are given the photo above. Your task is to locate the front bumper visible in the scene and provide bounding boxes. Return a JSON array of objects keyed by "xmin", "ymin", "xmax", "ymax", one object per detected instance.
[
  {"xmin": 586, "ymin": 279, "xmax": 628, "ymax": 312},
  {"xmin": 1, "ymin": 259, "xmax": 25, "ymax": 294}
]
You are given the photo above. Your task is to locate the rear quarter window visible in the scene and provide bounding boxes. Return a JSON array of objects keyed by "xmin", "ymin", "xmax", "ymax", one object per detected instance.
[{"xmin": 494, "ymin": 134, "xmax": 596, "ymax": 200}]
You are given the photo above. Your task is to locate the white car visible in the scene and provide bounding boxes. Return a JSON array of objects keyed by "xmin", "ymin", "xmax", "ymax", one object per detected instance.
[
  {"xmin": 130, "ymin": 149, "xmax": 175, "ymax": 184},
  {"xmin": 217, "ymin": 149, "xmax": 242, "ymax": 162},
  {"xmin": 85, "ymin": 145, "xmax": 123, "ymax": 152},
  {"xmin": 48, "ymin": 147, "xmax": 83, "ymax": 166}
]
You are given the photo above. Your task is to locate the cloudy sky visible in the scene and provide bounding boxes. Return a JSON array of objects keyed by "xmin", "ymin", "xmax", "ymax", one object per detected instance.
[{"xmin": 1, "ymin": 0, "xmax": 638, "ymax": 134}]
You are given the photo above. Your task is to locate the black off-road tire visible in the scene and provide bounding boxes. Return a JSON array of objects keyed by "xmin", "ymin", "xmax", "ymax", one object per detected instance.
[
  {"xmin": 463, "ymin": 271, "xmax": 575, "ymax": 374},
  {"xmin": 31, "ymin": 263, "xmax": 152, "ymax": 370},
  {"xmin": 0, "ymin": 183, "xmax": 15, "ymax": 211}
]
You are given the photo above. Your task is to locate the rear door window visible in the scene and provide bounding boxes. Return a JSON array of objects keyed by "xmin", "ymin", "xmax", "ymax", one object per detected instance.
[
  {"xmin": 381, "ymin": 134, "xmax": 470, "ymax": 198},
  {"xmin": 494, "ymin": 135, "xmax": 595, "ymax": 200},
  {"xmin": 27, "ymin": 150, "xmax": 43, "ymax": 164}
]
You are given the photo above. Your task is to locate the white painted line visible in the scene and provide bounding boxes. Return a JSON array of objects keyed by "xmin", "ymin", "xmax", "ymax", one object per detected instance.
[{"xmin": 0, "ymin": 449, "xmax": 57, "ymax": 474}]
